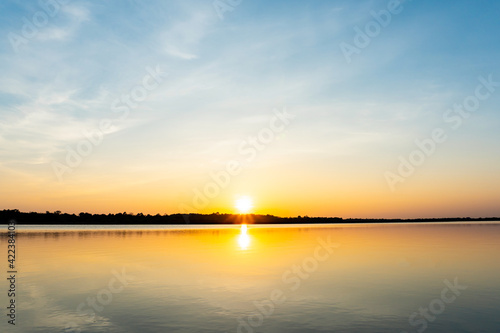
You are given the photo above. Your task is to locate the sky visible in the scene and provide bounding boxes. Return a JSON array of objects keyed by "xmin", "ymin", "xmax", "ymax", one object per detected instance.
[{"xmin": 0, "ymin": 0, "xmax": 499, "ymax": 218}]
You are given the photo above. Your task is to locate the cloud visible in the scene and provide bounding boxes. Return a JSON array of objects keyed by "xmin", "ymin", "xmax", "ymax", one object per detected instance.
[
  {"xmin": 34, "ymin": 4, "xmax": 91, "ymax": 42},
  {"xmin": 161, "ymin": 9, "xmax": 215, "ymax": 60},
  {"xmin": 165, "ymin": 45, "xmax": 198, "ymax": 60}
]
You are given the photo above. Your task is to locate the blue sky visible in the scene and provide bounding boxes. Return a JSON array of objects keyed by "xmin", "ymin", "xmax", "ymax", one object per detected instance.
[{"xmin": 1, "ymin": 0, "xmax": 499, "ymax": 217}]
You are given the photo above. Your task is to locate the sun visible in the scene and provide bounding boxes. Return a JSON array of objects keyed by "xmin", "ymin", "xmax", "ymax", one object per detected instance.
[{"xmin": 235, "ymin": 196, "xmax": 254, "ymax": 214}]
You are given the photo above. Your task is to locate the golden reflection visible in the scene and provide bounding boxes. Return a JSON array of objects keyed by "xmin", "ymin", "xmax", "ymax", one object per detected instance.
[{"xmin": 237, "ymin": 224, "xmax": 251, "ymax": 250}]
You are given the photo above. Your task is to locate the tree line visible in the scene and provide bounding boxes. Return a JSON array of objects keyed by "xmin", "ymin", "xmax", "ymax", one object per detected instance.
[{"xmin": 1, "ymin": 209, "xmax": 498, "ymax": 225}]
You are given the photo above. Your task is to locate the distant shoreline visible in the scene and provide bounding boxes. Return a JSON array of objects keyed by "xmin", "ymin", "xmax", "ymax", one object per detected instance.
[{"xmin": 1, "ymin": 210, "xmax": 499, "ymax": 225}]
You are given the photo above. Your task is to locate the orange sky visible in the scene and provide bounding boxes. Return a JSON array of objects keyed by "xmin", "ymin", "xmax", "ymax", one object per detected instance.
[{"xmin": 1, "ymin": 1, "xmax": 500, "ymax": 218}]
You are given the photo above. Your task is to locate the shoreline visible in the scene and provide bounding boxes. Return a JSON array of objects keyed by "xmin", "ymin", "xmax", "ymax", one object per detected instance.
[{"xmin": 1, "ymin": 210, "xmax": 499, "ymax": 225}]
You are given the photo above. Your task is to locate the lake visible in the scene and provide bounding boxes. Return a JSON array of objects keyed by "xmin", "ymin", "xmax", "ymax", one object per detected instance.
[{"xmin": 1, "ymin": 222, "xmax": 499, "ymax": 332}]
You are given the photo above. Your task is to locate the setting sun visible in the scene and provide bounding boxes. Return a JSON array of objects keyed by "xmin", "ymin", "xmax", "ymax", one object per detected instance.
[{"xmin": 235, "ymin": 196, "xmax": 254, "ymax": 214}]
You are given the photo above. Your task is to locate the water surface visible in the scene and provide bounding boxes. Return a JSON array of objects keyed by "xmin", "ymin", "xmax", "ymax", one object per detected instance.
[{"xmin": 1, "ymin": 223, "xmax": 499, "ymax": 332}]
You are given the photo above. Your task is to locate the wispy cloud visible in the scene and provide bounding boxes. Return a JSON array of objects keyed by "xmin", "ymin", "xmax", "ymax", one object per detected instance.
[{"xmin": 0, "ymin": 0, "xmax": 499, "ymax": 215}]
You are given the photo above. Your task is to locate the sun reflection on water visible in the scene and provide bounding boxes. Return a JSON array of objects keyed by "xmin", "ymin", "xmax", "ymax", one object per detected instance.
[{"xmin": 237, "ymin": 224, "xmax": 251, "ymax": 250}]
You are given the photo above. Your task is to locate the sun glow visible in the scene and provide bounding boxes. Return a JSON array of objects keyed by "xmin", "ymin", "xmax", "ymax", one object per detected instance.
[
  {"xmin": 237, "ymin": 224, "xmax": 251, "ymax": 250},
  {"xmin": 235, "ymin": 196, "xmax": 254, "ymax": 214}
]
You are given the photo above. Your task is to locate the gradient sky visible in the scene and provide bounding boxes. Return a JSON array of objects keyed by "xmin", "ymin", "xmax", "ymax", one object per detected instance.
[{"xmin": 1, "ymin": 0, "xmax": 499, "ymax": 218}]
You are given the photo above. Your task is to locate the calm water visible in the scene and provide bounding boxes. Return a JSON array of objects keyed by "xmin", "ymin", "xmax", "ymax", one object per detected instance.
[{"xmin": 1, "ymin": 223, "xmax": 499, "ymax": 332}]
